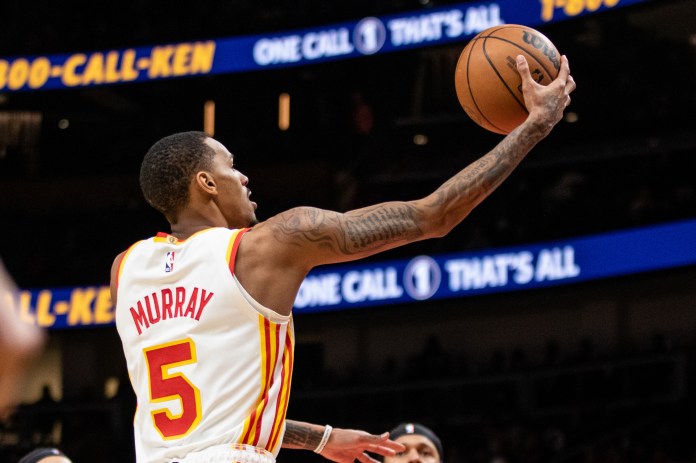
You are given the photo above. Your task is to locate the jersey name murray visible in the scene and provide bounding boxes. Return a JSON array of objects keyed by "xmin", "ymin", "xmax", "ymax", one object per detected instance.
[{"xmin": 128, "ymin": 286, "xmax": 214, "ymax": 335}]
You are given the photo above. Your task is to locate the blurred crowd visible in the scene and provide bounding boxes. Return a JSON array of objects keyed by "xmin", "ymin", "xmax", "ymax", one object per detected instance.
[
  {"xmin": 1, "ymin": 330, "xmax": 693, "ymax": 463},
  {"xmin": 3, "ymin": 137, "xmax": 694, "ymax": 289}
]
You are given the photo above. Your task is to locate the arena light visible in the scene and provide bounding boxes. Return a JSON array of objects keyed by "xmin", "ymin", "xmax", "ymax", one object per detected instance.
[
  {"xmin": 204, "ymin": 100, "xmax": 215, "ymax": 136},
  {"xmin": 564, "ymin": 112, "xmax": 579, "ymax": 123},
  {"xmin": 413, "ymin": 134, "xmax": 428, "ymax": 145},
  {"xmin": 279, "ymin": 93, "xmax": 290, "ymax": 131}
]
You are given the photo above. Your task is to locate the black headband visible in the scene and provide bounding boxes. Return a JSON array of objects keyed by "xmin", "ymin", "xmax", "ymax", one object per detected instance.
[{"xmin": 389, "ymin": 423, "xmax": 443, "ymax": 462}]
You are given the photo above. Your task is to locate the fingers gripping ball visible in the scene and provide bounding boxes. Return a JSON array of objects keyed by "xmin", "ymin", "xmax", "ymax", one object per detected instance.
[{"xmin": 454, "ymin": 24, "xmax": 561, "ymax": 134}]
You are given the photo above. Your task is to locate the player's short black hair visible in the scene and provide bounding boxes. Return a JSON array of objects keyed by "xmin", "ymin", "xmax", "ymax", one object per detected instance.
[{"xmin": 140, "ymin": 131, "xmax": 216, "ymax": 221}]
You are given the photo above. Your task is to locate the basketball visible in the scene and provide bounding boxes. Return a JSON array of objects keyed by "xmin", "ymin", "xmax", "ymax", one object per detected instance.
[{"xmin": 454, "ymin": 24, "xmax": 561, "ymax": 135}]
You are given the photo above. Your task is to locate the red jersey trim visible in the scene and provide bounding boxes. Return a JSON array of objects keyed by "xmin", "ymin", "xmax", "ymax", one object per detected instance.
[
  {"xmin": 154, "ymin": 228, "xmax": 216, "ymax": 244},
  {"xmin": 227, "ymin": 228, "xmax": 250, "ymax": 276}
]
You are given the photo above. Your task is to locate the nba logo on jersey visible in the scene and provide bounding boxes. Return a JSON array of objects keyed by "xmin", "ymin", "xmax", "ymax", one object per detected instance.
[{"xmin": 165, "ymin": 251, "xmax": 175, "ymax": 273}]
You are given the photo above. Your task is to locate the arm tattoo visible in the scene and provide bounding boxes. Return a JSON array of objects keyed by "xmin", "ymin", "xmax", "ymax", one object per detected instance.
[
  {"xmin": 270, "ymin": 124, "xmax": 542, "ymax": 259},
  {"xmin": 344, "ymin": 204, "xmax": 421, "ymax": 251},
  {"xmin": 272, "ymin": 203, "xmax": 422, "ymax": 256},
  {"xmin": 430, "ymin": 123, "xmax": 541, "ymax": 211},
  {"xmin": 283, "ymin": 421, "xmax": 322, "ymax": 449}
]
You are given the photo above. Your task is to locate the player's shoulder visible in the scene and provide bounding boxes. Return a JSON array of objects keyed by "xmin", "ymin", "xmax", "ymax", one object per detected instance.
[
  {"xmin": 112, "ymin": 250, "xmax": 127, "ymax": 267},
  {"xmin": 255, "ymin": 206, "xmax": 333, "ymax": 232},
  {"xmin": 109, "ymin": 239, "xmax": 147, "ymax": 282},
  {"xmin": 110, "ymin": 250, "xmax": 128, "ymax": 283},
  {"xmin": 109, "ymin": 249, "xmax": 129, "ymax": 305},
  {"xmin": 238, "ymin": 212, "xmax": 320, "ymax": 271}
]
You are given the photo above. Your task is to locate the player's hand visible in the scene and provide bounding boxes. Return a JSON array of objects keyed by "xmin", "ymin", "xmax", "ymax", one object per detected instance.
[
  {"xmin": 517, "ymin": 54, "xmax": 576, "ymax": 135},
  {"xmin": 319, "ymin": 428, "xmax": 405, "ymax": 463}
]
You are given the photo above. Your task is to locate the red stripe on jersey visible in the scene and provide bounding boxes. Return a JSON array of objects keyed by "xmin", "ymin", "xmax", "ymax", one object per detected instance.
[
  {"xmin": 241, "ymin": 317, "xmax": 276, "ymax": 446},
  {"xmin": 267, "ymin": 332, "xmax": 294, "ymax": 451},
  {"xmin": 241, "ymin": 409, "xmax": 256, "ymax": 445},
  {"xmin": 252, "ymin": 320, "xmax": 281, "ymax": 447},
  {"xmin": 228, "ymin": 228, "xmax": 250, "ymax": 276}
]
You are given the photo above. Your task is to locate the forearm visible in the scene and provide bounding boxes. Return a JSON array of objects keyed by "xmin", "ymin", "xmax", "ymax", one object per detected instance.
[
  {"xmin": 280, "ymin": 420, "xmax": 403, "ymax": 461},
  {"xmin": 281, "ymin": 420, "xmax": 325, "ymax": 449},
  {"xmin": 421, "ymin": 119, "xmax": 548, "ymax": 234}
]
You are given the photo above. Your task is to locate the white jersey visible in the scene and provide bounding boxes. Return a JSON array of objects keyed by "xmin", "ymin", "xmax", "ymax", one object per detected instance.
[{"xmin": 115, "ymin": 227, "xmax": 294, "ymax": 463}]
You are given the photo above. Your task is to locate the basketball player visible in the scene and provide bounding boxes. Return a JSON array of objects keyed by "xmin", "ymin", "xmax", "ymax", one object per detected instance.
[
  {"xmin": 111, "ymin": 55, "xmax": 575, "ymax": 463},
  {"xmin": 0, "ymin": 259, "xmax": 44, "ymax": 421},
  {"xmin": 383, "ymin": 423, "xmax": 443, "ymax": 463}
]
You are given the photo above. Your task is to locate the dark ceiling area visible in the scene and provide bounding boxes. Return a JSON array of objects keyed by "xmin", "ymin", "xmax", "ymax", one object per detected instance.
[{"xmin": 0, "ymin": 0, "xmax": 695, "ymax": 287}]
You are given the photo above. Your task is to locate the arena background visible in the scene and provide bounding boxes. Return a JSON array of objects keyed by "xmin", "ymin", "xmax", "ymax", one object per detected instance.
[{"xmin": 1, "ymin": 0, "xmax": 695, "ymax": 461}]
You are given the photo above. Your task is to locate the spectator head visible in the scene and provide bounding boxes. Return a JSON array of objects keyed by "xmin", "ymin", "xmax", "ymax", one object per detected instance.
[
  {"xmin": 384, "ymin": 423, "xmax": 443, "ymax": 463},
  {"xmin": 18, "ymin": 448, "xmax": 71, "ymax": 463}
]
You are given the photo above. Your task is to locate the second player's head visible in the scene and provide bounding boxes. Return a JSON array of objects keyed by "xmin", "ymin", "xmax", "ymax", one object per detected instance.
[{"xmin": 384, "ymin": 423, "xmax": 443, "ymax": 463}]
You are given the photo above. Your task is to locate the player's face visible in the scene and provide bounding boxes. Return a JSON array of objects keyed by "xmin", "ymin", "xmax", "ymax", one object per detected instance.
[
  {"xmin": 205, "ymin": 138, "xmax": 258, "ymax": 228},
  {"xmin": 384, "ymin": 435, "xmax": 440, "ymax": 463}
]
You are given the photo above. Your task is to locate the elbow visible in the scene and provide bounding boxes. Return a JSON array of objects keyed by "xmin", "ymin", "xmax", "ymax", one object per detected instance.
[
  {"xmin": 423, "ymin": 213, "xmax": 464, "ymax": 239},
  {"xmin": 431, "ymin": 222, "xmax": 457, "ymax": 239},
  {"xmin": 413, "ymin": 197, "xmax": 474, "ymax": 240}
]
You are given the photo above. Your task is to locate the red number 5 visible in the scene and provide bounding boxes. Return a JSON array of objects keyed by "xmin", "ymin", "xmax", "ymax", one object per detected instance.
[{"xmin": 144, "ymin": 338, "xmax": 202, "ymax": 439}]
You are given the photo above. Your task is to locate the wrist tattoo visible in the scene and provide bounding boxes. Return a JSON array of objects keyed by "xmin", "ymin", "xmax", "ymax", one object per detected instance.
[{"xmin": 283, "ymin": 421, "xmax": 322, "ymax": 449}]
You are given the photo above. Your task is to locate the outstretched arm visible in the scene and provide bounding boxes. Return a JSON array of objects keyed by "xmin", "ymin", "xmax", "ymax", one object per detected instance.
[
  {"xmin": 282, "ymin": 420, "xmax": 404, "ymax": 463},
  {"xmin": 259, "ymin": 56, "xmax": 575, "ymax": 269},
  {"xmin": 236, "ymin": 56, "xmax": 574, "ymax": 314}
]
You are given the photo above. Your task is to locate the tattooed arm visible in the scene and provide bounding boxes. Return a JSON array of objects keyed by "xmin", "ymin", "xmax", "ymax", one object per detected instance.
[
  {"xmin": 266, "ymin": 121, "xmax": 542, "ymax": 267},
  {"xmin": 264, "ymin": 56, "xmax": 574, "ymax": 265},
  {"xmin": 282, "ymin": 420, "xmax": 404, "ymax": 463},
  {"xmin": 281, "ymin": 420, "xmax": 324, "ymax": 450},
  {"xmin": 236, "ymin": 55, "xmax": 574, "ymax": 313}
]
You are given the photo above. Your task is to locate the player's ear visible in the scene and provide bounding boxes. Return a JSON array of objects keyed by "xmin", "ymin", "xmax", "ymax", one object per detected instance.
[{"xmin": 194, "ymin": 171, "xmax": 217, "ymax": 194}]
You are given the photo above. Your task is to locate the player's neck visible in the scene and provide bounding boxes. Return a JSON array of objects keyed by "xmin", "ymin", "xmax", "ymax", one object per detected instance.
[
  {"xmin": 167, "ymin": 224, "xmax": 214, "ymax": 240},
  {"xmin": 171, "ymin": 194, "xmax": 239, "ymax": 239},
  {"xmin": 169, "ymin": 214, "xmax": 226, "ymax": 240}
]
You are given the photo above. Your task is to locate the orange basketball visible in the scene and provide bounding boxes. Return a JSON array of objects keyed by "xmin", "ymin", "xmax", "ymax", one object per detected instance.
[{"xmin": 454, "ymin": 24, "xmax": 561, "ymax": 135}]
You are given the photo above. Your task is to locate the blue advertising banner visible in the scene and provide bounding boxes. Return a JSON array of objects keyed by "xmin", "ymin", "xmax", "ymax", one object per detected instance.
[
  {"xmin": 11, "ymin": 218, "xmax": 696, "ymax": 330},
  {"xmin": 0, "ymin": 0, "xmax": 651, "ymax": 92},
  {"xmin": 293, "ymin": 219, "xmax": 696, "ymax": 313}
]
